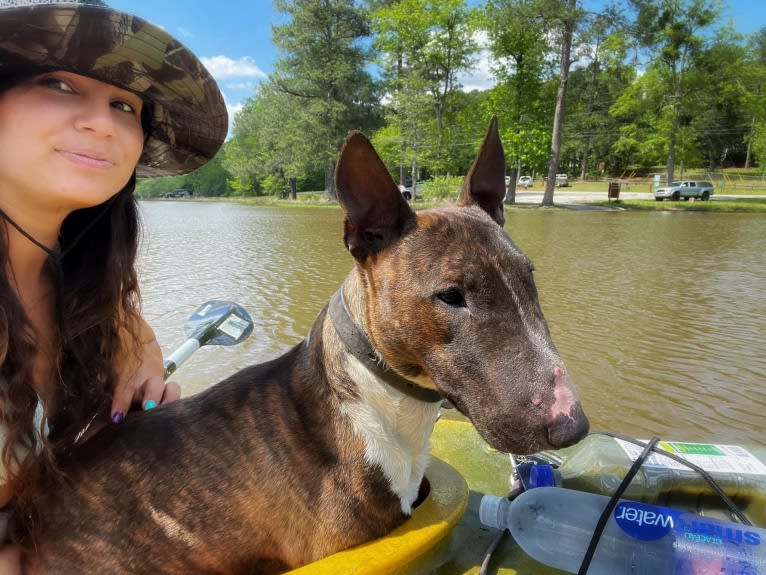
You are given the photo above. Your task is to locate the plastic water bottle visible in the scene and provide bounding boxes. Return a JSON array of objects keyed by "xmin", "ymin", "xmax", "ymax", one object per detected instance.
[
  {"xmin": 531, "ymin": 434, "xmax": 766, "ymax": 526},
  {"xmin": 480, "ymin": 487, "xmax": 766, "ymax": 574}
]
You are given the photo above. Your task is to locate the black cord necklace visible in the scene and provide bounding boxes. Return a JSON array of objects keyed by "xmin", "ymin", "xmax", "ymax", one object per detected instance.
[
  {"xmin": 0, "ymin": 197, "xmax": 117, "ymax": 343},
  {"xmin": 0, "ymin": 207, "xmax": 56, "ymax": 256},
  {"xmin": 1, "ymin": 192, "xmax": 119, "ymax": 262}
]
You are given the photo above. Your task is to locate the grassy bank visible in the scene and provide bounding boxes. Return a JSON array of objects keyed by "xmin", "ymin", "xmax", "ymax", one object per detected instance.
[
  {"xmin": 157, "ymin": 190, "xmax": 766, "ymax": 213},
  {"xmin": 589, "ymin": 198, "xmax": 766, "ymax": 212},
  {"xmin": 558, "ymin": 178, "xmax": 766, "ymax": 195},
  {"xmin": 231, "ymin": 195, "xmax": 766, "ymax": 213}
]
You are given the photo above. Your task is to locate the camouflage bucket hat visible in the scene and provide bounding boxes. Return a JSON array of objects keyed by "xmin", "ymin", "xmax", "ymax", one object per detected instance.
[{"xmin": 0, "ymin": 0, "xmax": 228, "ymax": 176}]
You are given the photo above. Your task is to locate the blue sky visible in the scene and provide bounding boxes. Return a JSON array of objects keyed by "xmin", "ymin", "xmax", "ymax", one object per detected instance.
[{"xmin": 110, "ymin": 0, "xmax": 765, "ymax": 126}]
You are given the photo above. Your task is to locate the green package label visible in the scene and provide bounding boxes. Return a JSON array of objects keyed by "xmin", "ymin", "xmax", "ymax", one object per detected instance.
[{"xmin": 660, "ymin": 442, "xmax": 726, "ymax": 457}]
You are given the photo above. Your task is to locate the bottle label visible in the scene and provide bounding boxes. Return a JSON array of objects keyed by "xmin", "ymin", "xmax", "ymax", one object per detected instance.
[
  {"xmin": 615, "ymin": 500, "xmax": 762, "ymax": 548},
  {"xmin": 614, "ymin": 500, "xmax": 681, "ymax": 540},
  {"xmin": 615, "ymin": 439, "xmax": 766, "ymax": 475}
]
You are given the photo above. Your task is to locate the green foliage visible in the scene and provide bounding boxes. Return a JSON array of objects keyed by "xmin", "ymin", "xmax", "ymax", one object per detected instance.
[
  {"xmin": 370, "ymin": 124, "xmax": 406, "ymax": 178},
  {"xmin": 139, "ymin": 1, "xmax": 764, "ymax": 200},
  {"xmin": 752, "ymin": 123, "xmax": 766, "ymax": 172},
  {"xmin": 261, "ymin": 173, "xmax": 287, "ymax": 196},
  {"xmin": 418, "ymin": 176, "xmax": 463, "ymax": 201},
  {"xmin": 563, "ymin": 10, "xmax": 636, "ymax": 177},
  {"xmin": 135, "ymin": 150, "xmax": 233, "ymax": 198},
  {"xmin": 619, "ymin": 0, "xmax": 727, "ymax": 181},
  {"xmin": 370, "ymin": 0, "xmax": 479, "ymax": 181},
  {"xmin": 479, "ymin": 0, "xmax": 553, "ymax": 175},
  {"xmin": 135, "ymin": 175, "xmax": 184, "ymax": 198},
  {"xmin": 184, "ymin": 150, "xmax": 232, "ymax": 196},
  {"xmin": 222, "ymin": 97, "xmax": 266, "ymax": 195},
  {"xmin": 270, "ymin": 0, "xmax": 382, "ymax": 197}
]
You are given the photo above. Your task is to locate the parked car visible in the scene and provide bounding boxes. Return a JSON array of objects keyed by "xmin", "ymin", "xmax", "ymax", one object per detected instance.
[
  {"xmin": 518, "ymin": 175, "xmax": 533, "ymax": 188},
  {"xmin": 555, "ymin": 173, "xmax": 569, "ymax": 187},
  {"xmin": 654, "ymin": 180, "xmax": 714, "ymax": 201},
  {"xmin": 398, "ymin": 184, "xmax": 422, "ymax": 201},
  {"xmin": 164, "ymin": 189, "xmax": 188, "ymax": 198}
]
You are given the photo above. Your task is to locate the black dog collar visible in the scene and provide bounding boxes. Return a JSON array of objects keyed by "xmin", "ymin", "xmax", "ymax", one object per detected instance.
[{"xmin": 328, "ymin": 288, "xmax": 443, "ymax": 404}]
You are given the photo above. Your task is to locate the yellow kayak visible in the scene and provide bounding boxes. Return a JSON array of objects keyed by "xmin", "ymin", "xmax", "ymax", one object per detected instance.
[
  {"xmin": 289, "ymin": 415, "xmax": 563, "ymax": 575},
  {"xmin": 290, "ymin": 415, "xmax": 766, "ymax": 574}
]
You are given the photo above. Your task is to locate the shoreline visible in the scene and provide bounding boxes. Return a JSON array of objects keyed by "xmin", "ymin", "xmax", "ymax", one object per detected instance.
[{"xmin": 145, "ymin": 191, "xmax": 766, "ymax": 213}]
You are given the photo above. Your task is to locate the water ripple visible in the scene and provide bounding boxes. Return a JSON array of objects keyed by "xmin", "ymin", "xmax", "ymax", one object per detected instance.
[{"xmin": 139, "ymin": 203, "xmax": 766, "ymax": 446}]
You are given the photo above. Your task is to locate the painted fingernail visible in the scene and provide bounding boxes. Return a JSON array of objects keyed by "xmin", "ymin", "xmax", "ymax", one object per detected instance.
[
  {"xmin": 111, "ymin": 411, "xmax": 125, "ymax": 424},
  {"xmin": 143, "ymin": 399, "xmax": 157, "ymax": 411}
]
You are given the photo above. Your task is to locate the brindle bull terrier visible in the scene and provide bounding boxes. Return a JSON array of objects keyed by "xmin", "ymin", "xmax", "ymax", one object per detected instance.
[{"xmin": 20, "ymin": 117, "xmax": 588, "ymax": 574}]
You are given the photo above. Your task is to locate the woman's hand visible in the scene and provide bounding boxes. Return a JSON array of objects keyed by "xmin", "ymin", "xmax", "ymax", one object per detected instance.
[{"xmin": 110, "ymin": 319, "xmax": 180, "ymax": 423}]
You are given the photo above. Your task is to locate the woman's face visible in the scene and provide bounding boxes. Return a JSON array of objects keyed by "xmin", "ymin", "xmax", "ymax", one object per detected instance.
[{"xmin": 0, "ymin": 70, "xmax": 145, "ymax": 217}]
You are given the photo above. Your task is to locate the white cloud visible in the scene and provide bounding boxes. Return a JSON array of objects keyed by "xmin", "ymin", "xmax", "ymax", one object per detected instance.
[
  {"xmin": 200, "ymin": 56, "xmax": 267, "ymax": 80},
  {"xmin": 457, "ymin": 31, "xmax": 496, "ymax": 92},
  {"xmin": 458, "ymin": 50, "xmax": 495, "ymax": 91},
  {"xmin": 222, "ymin": 102, "xmax": 244, "ymax": 140},
  {"xmin": 226, "ymin": 81, "xmax": 258, "ymax": 90},
  {"xmin": 227, "ymin": 102, "xmax": 244, "ymax": 119}
]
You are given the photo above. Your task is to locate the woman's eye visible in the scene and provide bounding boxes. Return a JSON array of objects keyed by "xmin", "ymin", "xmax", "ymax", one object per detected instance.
[
  {"xmin": 41, "ymin": 76, "xmax": 74, "ymax": 93},
  {"xmin": 112, "ymin": 100, "xmax": 137, "ymax": 114},
  {"xmin": 436, "ymin": 288, "xmax": 466, "ymax": 307}
]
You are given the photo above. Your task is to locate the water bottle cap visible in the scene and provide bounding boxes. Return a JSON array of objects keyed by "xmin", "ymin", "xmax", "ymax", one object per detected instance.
[
  {"xmin": 529, "ymin": 463, "xmax": 555, "ymax": 488},
  {"xmin": 478, "ymin": 495, "xmax": 506, "ymax": 529}
]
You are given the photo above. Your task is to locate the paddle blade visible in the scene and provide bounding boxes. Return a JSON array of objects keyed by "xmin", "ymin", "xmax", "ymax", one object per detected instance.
[{"xmin": 184, "ymin": 300, "xmax": 254, "ymax": 347}]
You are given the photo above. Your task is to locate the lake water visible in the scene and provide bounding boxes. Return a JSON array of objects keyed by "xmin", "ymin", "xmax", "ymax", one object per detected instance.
[{"xmin": 138, "ymin": 201, "xmax": 766, "ymax": 446}]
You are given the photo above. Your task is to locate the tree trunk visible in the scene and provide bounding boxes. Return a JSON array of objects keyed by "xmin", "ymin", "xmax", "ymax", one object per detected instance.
[
  {"xmin": 324, "ymin": 162, "xmax": 336, "ymax": 200},
  {"xmin": 505, "ymin": 164, "xmax": 518, "ymax": 205},
  {"xmin": 666, "ymin": 61, "xmax": 680, "ymax": 185},
  {"xmin": 580, "ymin": 137, "xmax": 590, "ymax": 180},
  {"xmin": 289, "ymin": 177, "xmax": 297, "ymax": 200},
  {"xmin": 745, "ymin": 114, "xmax": 755, "ymax": 169},
  {"xmin": 542, "ymin": 0, "xmax": 576, "ymax": 207},
  {"xmin": 666, "ymin": 114, "xmax": 677, "ymax": 185},
  {"xmin": 411, "ymin": 158, "xmax": 419, "ymax": 198}
]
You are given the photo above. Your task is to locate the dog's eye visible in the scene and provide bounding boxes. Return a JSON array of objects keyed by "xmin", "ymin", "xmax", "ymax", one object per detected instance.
[{"xmin": 437, "ymin": 288, "xmax": 466, "ymax": 307}]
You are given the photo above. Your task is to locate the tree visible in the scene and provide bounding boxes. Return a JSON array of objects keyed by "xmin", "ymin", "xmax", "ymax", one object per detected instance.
[
  {"xmin": 483, "ymin": 0, "xmax": 589, "ymax": 206},
  {"xmin": 744, "ymin": 28, "xmax": 766, "ymax": 168},
  {"xmin": 692, "ymin": 27, "xmax": 752, "ymax": 170},
  {"xmin": 222, "ymin": 94, "xmax": 269, "ymax": 196},
  {"xmin": 542, "ymin": 0, "xmax": 581, "ymax": 207},
  {"xmin": 371, "ymin": 0, "xmax": 478, "ymax": 188},
  {"xmin": 135, "ymin": 152, "xmax": 232, "ymax": 198},
  {"xmin": 752, "ymin": 124, "xmax": 766, "ymax": 171},
  {"xmin": 185, "ymin": 151, "xmax": 231, "ymax": 197},
  {"xmin": 627, "ymin": 0, "xmax": 721, "ymax": 183},
  {"xmin": 564, "ymin": 9, "xmax": 633, "ymax": 179},
  {"xmin": 610, "ymin": 67, "xmax": 669, "ymax": 171},
  {"xmin": 484, "ymin": 0, "xmax": 552, "ymax": 203},
  {"xmin": 271, "ymin": 0, "xmax": 381, "ymax": 199}
]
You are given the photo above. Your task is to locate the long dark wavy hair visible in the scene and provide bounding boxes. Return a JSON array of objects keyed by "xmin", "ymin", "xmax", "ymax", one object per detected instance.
[
  {"xmin": 1, "ymin": 180, "xmax": 144, "ymax": 531},
  {"xmin": 0, "ymin": 69, "xmax": 148, "ymax": 535}
]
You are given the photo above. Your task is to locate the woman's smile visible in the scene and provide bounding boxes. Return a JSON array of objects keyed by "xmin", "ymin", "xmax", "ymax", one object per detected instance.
[{"xmin": 56, "ymin": 148, "xmax": 115, "ymax": 170}]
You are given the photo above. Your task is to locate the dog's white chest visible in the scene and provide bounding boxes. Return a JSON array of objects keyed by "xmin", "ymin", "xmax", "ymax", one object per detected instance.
[{"xmin": 340, "ymin": 356, "xmax": 441, "ymax": 515}]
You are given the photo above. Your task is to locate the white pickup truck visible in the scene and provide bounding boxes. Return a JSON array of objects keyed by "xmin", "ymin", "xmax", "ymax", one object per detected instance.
[{"xmin": 654, "ymin": 180, "xmax": 714, "ymax": 201}]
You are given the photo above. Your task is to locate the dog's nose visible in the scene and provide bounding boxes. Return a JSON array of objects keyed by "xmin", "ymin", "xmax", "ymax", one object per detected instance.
[
  {"xmin": 544, "ymin": 366, "xmax": 590, "ymax": 447},
  {"xmin": 546, "ymin": 406, "xmax": 590, "ymax": 447}
]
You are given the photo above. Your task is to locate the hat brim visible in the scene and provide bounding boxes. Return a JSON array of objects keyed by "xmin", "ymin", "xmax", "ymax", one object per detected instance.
[{"xmin": 0, "ymin": 4, "xmax": 228, "ymax": 176}]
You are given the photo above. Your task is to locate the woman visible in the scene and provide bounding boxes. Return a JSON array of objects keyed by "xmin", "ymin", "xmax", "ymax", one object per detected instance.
[{"xmin": 0, "ymin": 0, "xmax": 228, "ymax": 569}]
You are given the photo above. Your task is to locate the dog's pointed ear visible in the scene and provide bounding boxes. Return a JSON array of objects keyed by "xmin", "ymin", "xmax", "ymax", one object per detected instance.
[
  {"xmin": 456, "ymin": 116, "xmax": 506, "ymax": 227},
  {"xmin": 335, "ymin": 131, "xmax": 417, "ymax": 261}
]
